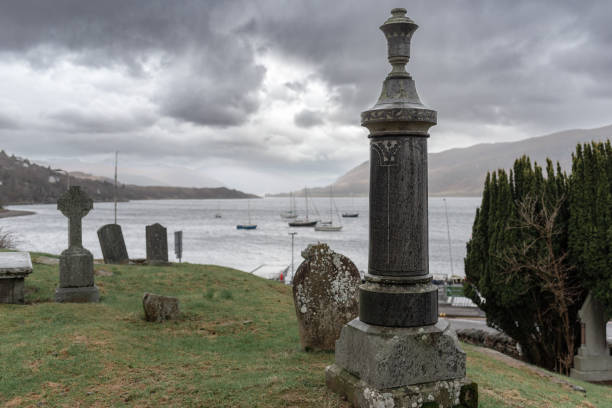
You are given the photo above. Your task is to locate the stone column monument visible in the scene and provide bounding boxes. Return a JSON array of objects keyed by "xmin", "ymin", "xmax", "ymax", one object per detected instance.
[
  {"xmin": 326, "ymin": 9, "xmax": 468, "ymax": 407},
  {"xmin": 56, "ymin": 186, "xmax": 100, "ymax": 303}
]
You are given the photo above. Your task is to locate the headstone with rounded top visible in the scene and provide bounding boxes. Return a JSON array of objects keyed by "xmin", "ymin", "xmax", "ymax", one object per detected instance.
[
  {"xmin": 292, "ymin": 243, "xmax": 360, "ymax": 351},
  {"xmin": 146, "ymin": 223, "xmax": 168, "ymax": 265},
  {"xmin": 56, "ymin": 186, "xmax": 99, "ymax": 303},
  {"xmin": 97, "ymin": 223, "xmax": 129, "ymax": 264}
]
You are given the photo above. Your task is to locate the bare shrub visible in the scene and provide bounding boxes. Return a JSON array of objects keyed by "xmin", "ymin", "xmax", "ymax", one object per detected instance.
[{"xmin": 0, "ymin": 227, "xmax": 18, "ymax": 249}]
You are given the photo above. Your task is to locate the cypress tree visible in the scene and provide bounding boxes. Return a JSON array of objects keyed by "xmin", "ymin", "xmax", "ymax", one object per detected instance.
[
  {"xmin": 569, "ymin": 141, "xmax": 612, "ymax": 316},
  {"xmin": 465, "ymin": 156, "xmax": 579, "ymax": 372}
]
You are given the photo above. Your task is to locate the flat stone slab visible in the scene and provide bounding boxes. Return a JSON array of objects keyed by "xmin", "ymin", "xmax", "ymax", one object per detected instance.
[
  {"xmin": 0, "ymin": 252, "xmax": 33, "ymax": 277},
  {"xmin": 0, "ymin": 252, "xmax": 33, "ymax": 304}
]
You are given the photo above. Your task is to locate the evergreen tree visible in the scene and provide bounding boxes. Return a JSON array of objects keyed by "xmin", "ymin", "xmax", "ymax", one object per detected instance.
[
  {"xmin": 569, "ymin": 141, "xmax": 612, "ymax": 317},
  {"xmin": 465, "ymin": 156, "xmax": 582, "ymax": 373}
]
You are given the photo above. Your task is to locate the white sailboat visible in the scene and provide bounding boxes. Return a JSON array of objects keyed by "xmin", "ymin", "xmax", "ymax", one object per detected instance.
[{"xmin": 315, "ymin": 186, "xmax": 343, "ymax": 232}]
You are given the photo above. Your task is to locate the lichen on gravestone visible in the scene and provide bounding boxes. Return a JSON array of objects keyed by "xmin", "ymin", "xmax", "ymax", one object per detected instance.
[{"xmin": 292, "ymin": 243, "xmax": 360, "ymax": 351}]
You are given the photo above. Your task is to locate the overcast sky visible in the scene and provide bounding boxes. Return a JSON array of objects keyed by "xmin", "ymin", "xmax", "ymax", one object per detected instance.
[{"xmin": 1, "ymin": 0, "xmax": 611, "ymax": 194}]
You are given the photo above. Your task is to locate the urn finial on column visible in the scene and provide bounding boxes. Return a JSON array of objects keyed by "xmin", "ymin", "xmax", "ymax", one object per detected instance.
[
  {"xmin": 380, "ymin": 8, "xmax": 417, "ymax": 78},
  {"xmin": 362, "ymin": 10, "xmax": 436, "ymax": 136}
]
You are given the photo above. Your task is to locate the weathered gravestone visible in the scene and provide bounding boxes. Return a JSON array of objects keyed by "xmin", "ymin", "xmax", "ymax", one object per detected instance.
[
  {"xmin": 56, "ymin": 186, "xmax": 100, "ymax": 303},
  {"xmin": 326, "ymin": 9, "xmax": 469, "ymax": 407},
  {"xmin": 146, "ymin": 223, "xmax": 168, "ymax": 265},
  {"xmin": 570, "ymin": 293, "xmax": 612, "ymax": 381},
  {"xmin": 292, "ymin": 243, "xmax": 360, "ymax": 351},
  {"xmin": 0, "ymin": 252, "xmax": 33, "ymax": 304},
  {"xmin": 97, "ymin": 224, "xmax": 129, "ymax": 264},
  {"xmin": 143, "ymin": 292, "xmax": 180, "ymax": 322}
]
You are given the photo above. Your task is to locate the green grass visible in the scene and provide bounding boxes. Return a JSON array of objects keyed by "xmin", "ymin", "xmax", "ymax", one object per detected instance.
[{"xmin": 1, "ymin": 253, "xmax": 610, "ymax": 407}]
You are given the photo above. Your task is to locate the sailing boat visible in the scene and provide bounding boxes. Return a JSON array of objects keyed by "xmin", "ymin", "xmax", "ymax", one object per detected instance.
[
  {"xmin": 288, "ymin": 187, "xmax": 318, "ymax": 227},
  {"xmin": 280, "ymin": 192, "xmax": 297, "ymax": 219},
  {"xmin": 342, "ymin": 193, "xmax": 359, "ymax": 218},
  {"xmin": 236, "ymin": 200, "xmax": 257, "ymax": 230},
  {"xmin": 315, "ymin": 186, "xmax": 342, "ymax": 232}
]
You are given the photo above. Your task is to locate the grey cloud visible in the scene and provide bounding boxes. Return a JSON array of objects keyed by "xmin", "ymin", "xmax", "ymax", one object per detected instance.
[
  {"xmin": 294, "ymin": 109, "xmax": 324, "ymax": 128},
  {"xmin": 0, "ymin": 112, "xmax": 19, "ymax": 130},
  {"xmin": 46, "ymin": 108, "xmax": 157, "ymax": 134}
]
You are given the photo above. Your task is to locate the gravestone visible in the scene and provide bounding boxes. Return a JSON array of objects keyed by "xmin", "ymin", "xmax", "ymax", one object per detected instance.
[
  {"xmin": 143, "ymin": 292, "xmax": 180, "ymax": 322},
  {"xmin": 0, "ymin": 252, "xmax": 33, "ymax": 304},
  {"xmin": 56, "ymin": 186, "xmax": 100, "ymax": 303},
  {"xmin": 146, "ymin": 223, "xmax": 168, "ymax": 265},
  {"xmin": 97, "ymin": 224, "xmax": 129, "ymax": 264},
  {"xmin": 292, "ymin": 243, "xmax": 360, "ymax": 351},
  {"xmin": 570, "ymin": 293, "xmax": 612, "ymax": 381},
  {"xmin": 326, "ymin": 9, "xmax": 468, "ymax": 407}
]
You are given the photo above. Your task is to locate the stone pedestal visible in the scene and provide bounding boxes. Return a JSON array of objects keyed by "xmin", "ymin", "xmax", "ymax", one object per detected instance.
[
  {"xmin": 97, "ymin": 223, "xmax": 129, "ymax": 264},
  {"xmin": 570, "ymin": 293, "xmax": 612, "ymax": 382},
  {"xmin": 55, "ymin": 186, "xmax": 99, "ymax": 303},
  {"xmin": 0, "ymin": 252, "xmax": 33, "ymax": 304},
  {"xmin": 326, "ymin": 9, "xmax": 468, "ymax": 407}
]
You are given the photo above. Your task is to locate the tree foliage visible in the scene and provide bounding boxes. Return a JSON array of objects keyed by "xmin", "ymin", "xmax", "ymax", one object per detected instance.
[
  {"xmin": 464, "ymin": 156, "xmax": 584, "ymax": 373},
  {"xmin": 569, "ymin": 141, "xmax": 612, "ymax": 317}
]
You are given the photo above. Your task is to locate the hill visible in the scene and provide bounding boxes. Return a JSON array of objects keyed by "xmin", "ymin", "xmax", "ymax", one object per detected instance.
[
  {"xmin": 283, "ymin": 124, "xmax": 612, "ymax": 197},
  {"xmin": 0, "ymin": 251, "xmax": 610, "ymax": 407},
  {"xmin": 0, "ymin": 150, "xmax": 258, "ymax": 205}
]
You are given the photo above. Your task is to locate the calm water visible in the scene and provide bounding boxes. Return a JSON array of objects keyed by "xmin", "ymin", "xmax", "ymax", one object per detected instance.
[{"xmin": 1, "ymin": 197, "xmax": 480, "ymax": 276}]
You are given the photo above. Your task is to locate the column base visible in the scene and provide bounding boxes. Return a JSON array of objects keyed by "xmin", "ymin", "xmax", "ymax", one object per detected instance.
[
  {"xmin": 55, "ymin": 285, "xmax": 100, "ymax": 303},
  {"xmin": 360, "ymin": 274, "xmax": 438, "ymax": 327},
  {"xmin": 327, "ymin": 318, "xmax": 468, "ymax": 407},
  {"xmin": 326, "ymin": 364, "xmax": 468, "ymax": 408}
]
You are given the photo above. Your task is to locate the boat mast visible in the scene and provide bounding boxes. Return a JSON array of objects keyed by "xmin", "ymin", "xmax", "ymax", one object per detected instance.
[
  {"xmin": 329, "ymin": 185, "xmax": 333, "ymax": 224},
  {"xmin": 304, "ymin": 187, "xmax": 309, "ymax": 221},
  {"xmin": 443, "ymin": 198, "xmax": 454, "ymax": 276}
]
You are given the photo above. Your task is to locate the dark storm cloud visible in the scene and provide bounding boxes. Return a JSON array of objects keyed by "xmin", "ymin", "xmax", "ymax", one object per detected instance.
[
  {"xmin": 0, "ymin": 0, "xmax": 265, "ymax": 127},
  {"xmin": 251, "ymin": 0, "xmax": 612, "ymax": 131},
  {"xmin": 294, "ymin": 109, "xmax": 324, "ymax": 128},
  {"xmin": 1, "ymin": 0, "xmax": 612, "ymax": 191}
]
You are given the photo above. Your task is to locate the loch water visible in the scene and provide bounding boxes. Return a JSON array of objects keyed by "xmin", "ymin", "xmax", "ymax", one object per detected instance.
[{"xmin": 1, "ymin": 197, "xmax": 480, "ymax": 277}]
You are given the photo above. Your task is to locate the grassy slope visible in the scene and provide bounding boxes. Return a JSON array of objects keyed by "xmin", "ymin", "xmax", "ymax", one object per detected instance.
[{"xmin": 0, "ymin": 254, "xmax": 609, "ymax": 407}]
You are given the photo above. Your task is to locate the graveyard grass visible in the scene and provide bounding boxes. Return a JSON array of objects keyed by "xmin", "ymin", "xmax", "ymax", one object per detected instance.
[{"xmin": 1, "ymin": 252, "xmax": 611, "ymax": 407}]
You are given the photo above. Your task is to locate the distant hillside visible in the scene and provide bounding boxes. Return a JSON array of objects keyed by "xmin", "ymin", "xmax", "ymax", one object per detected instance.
[
  {"xmin": 280, "ymin": 124, "xmax": 612, "ymax": 197},
  {"xmin": 0, "ymin": 150, "xmax": 258, "ymax": 205}
]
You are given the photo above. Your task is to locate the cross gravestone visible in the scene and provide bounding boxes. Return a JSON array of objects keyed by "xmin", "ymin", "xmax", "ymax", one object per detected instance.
[
  {"xmin": 292, "ymin": 243, "xmax": 360, "ymax": 351},
  {"xmin": 570, "ymin": 293, "xmax": 612, "ymax": 381},
  {"xmin": 56, "ymin": 186, "xmax": 100, "ymax": 303},
  {"xmin": 97, "ymin": 224, "xmax": 129, "ymax": 264},
  {"xmin": 146, "ymin": 223, "xmax": 168, "ymax": 265},
  {"xmin": 0, "ymin": 252, "xmax": 33, "ymax": 304},
  {"xmin": 326, "ymin": 9, "xmax": 469, "ymax": 407}
]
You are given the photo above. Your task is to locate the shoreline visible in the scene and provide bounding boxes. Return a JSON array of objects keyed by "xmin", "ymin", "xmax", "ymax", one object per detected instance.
[{"xmin": 0, "ymin": 209, "xmax": 36, "ymax": 219}]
